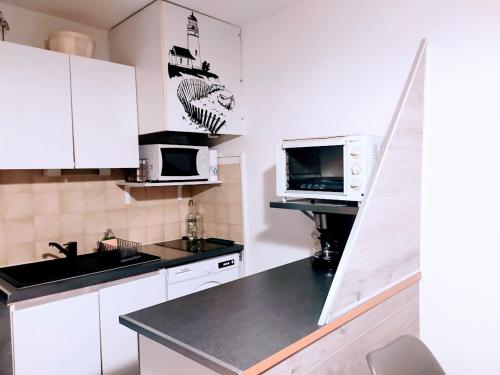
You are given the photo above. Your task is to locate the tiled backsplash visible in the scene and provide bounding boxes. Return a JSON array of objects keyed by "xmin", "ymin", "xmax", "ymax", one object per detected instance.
[
  {"xmin": 0, "ymin": 160, "xmax": 244, "ymax": 267},
  {"xmin": 192, "ymin": 162, "xmax": 243, "ymax": 243},
  {"xmin": 0, "ymin": 170, "xmax": 186, "ymax": 266}
]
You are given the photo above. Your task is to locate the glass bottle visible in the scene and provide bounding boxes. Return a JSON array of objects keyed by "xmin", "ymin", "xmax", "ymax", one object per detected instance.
[{"xmin": 186, "ymin": 200, "xmax": 198, "ymax": 240}]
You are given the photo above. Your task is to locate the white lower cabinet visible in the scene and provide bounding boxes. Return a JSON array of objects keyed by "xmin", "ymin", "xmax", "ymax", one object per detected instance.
[
  {"xmin": 12, "ymin": 292, "xmax": 101, "ymax": 375},
  {"xmin": 99, "ymin": 273, "xmax": 167, "ymax": 375},
  {"xmin": 9, "ymin": 272, "xmax": 166, "ymax": 375}
]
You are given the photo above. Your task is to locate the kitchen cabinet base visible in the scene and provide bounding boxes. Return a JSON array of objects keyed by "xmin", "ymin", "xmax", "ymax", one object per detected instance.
[{"xmin": 139, "ymin": 335, "xmax": 220, "ymax": 375}]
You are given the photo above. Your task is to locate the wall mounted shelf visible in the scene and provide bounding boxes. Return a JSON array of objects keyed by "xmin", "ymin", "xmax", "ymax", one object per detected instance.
[
  {"xmin": 270, "ymin": 199, "xmax": 359, "ymax": 217},
  {"xmin": 117, "ymin": 181, "xmax": 222, "ymax": 204}
]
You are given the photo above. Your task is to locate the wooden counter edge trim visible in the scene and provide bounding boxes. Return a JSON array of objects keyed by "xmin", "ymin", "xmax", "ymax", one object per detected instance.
[{"xmin": 241, "ymin": 272, "xmax": 421, "ymax": 375}]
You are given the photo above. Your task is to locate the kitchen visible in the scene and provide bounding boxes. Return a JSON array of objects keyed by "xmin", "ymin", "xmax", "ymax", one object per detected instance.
[{"xmin": 0, "ymin": 1, "xmax": 499, "ymax": 375}]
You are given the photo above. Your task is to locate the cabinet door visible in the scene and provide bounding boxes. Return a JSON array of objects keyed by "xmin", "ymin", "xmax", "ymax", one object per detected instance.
[
  {"xmin": 12, "ymin": 293, "xmax": 101, "ymax": 375},
  {"xmin": 99, "ymin": 273, "xmax": 167, "ymax": 375},
  {"xmin": 70, "ymin": 56, "xmax": 139, "ymax": 168},
  {"xmin": 162, "ymin": 4, "xmax": 244, "ymax": 135},
  {"xmin": 0, "ymin": 41, "xmax": 74, "ymax": 169}
]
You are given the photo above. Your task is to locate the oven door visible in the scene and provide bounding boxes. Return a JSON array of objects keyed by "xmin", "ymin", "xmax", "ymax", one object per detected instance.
[
  {"xmin": 282, "ymin": 139, "xmax": 347, "ymax": 197},
  {"xmin": 158, "ymin": 146, "xmax": 208, "ymax": 181}
]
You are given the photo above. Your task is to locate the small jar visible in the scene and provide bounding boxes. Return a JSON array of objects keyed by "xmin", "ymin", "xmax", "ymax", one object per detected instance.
[{"xmin": 137, "ymin": 159, "xmax": 148, "ymax": 182}]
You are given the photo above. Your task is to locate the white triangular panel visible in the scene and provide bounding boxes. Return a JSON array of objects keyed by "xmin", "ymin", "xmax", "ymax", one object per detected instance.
[{"xmin": 319, "ymin": 40, "xmax": 427, "ymax": 325}]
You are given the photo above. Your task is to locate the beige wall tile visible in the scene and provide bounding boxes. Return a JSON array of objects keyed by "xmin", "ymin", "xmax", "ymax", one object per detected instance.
[
  {"xmin": 216, "ymin": 205, "xmax": 229, "ymax": 224},
  {"xmin": 213, "ymin": 186, "xmax": 225, "ymax": 204},
  {"xmin": 223, "ymin": 164, "xmax": 241, "ymax": 183},
  {"xmin": 107, "ymin": 209, "xmax": 128, "ymax": 231},
  {"xmin": 61, "ymin": 190, "xmax": 85, "ymax": 213},
  {"xmin": 61, "ymin": 213, "xmax": 85, "ymax": 236},
  {"xmin": 33, "ymin": 191, "xmax": 60, "ymax": 216},
  {"xmin": 34, "ymin": 241, "xmax": 59, "ymax": 260},
  {"xmin": 105, "ymin": 186, "xmax": 125, "ymax": 210},
  {"xmin": 0, "ymin": 222, "xmax": 5, "ymax": 246},
  {"xmin": 113, "ymin": 229, "xmax": 129, "ymax": 240},
  {"xmin": 0, "ymin": 246, "xmax": 7, "ymax": 266},
  {"xmin": 146, "ymin": 225, "xmax": 165, "ymax": 244},
  {"xmin": 7, "ymin": 243, "xmax": 35, "ymax": 265},
  {"xmin": 128, "ymin": 207, "xmax": 146, "ymax": 228},
  {"xmin": 3, "ymin": 192, "xmax": 33, "ymax": 219},
  {"xmin": 203, "ymin": 222, "xmax": 217, "ymax": 238},
  {"xmin": 228, "ymin": 225, "xmax": 244, "ymax": 243},
  {"xmin": 85, "ymin": 212, "xmax": 107, "ymax": 235},
  {"xmin": 34, "ymin": 215, "xmax": 61, "ymax": 241},
  {"xmin": 164, "ymin": 203, "xmax": 180, "ymax": 224},
  {"xmin": 58, "ymin": 179, "xmax": 86, "ymax": 192},
  {"xmin": 5, "ymin": 218, "xmax": 34, "ymax": 245},
  {"xmin": 0, "ymin": 167, "xmax": 242, "ymax": 265},
  {"xmin": 84, "ymin": 188, "xmax": 107, "ymax": 213},
  {"xmin": 146, "ymin": 205, "xmax": 164, "ymax": 226},
  {"xmin": 227, "ymin": 184, "xmax": 242, "ymax": 204},
  {"xmin": 214, "ymin": 224, "xmax": 229, "ymax": 239},
  {"xmin": 85, "ymin": 233, "xmax": 102, "ymax": 253},
  {"xmin": 128, "ymin": 227, "xmax": 147, "ymax": 244},
  {"xmin": 200, "ymin": 203, "xmax": 216, "ymax": 222},
  {"xmin": 228, "ymin": 204, "xmax": 243, "ymax": 225},
  {"xmin": 165, "ymin": 223, "xmax": 181, "ymax": 240}
]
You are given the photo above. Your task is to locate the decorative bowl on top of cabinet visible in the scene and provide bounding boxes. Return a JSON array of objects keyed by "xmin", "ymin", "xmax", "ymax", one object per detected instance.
[{"xmin": 110, "ymin": 0, "xmax": 244, "ymax": 136}]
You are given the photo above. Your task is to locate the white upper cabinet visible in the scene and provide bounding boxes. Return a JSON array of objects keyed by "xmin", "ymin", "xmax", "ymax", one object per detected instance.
[
  {"xmin": 0, "ymin": 41, "xmax": 74, "ymax": 169},
  {"xmin": 70, "ymin": 56, "xmax": 139, "ymax": 168},
  {"xmin": 110, "ymin": 0, "xmax": 244, "ymax": 136},
  {"xmin": 0, "ymin": 41, "xmax": 139, "ymax": 170}
]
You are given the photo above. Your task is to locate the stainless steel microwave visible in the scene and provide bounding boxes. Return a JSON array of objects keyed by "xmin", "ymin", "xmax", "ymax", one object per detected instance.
[
  {"xmin": 139, "ymin": 144, "xmax": 209, "ymax": 181},
  {"xmin": 276, "ymin": 135, "xmax": 383, "ymax": 202}
]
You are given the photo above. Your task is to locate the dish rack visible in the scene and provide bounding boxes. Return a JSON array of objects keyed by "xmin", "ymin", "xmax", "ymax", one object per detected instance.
[{"xmin": 96, "ymin": 238, "xmax": 142, "ymax": 262}]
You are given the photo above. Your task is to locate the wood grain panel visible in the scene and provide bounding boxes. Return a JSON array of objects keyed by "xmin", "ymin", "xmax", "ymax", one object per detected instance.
[
  {"xmin": 306, "ymin": 297, "xmax": 419, "ymax": 375},
  {"xmin": 318, "ymin": 40, "xmax": 427, "ymax": 324},
  {"xmin": 262, "ymin": 284, "xmax": 419, "ymax": 375}
]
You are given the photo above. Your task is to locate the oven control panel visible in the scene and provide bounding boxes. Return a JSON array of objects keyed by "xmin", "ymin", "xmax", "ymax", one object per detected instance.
[{"xmin": 219, "ymin": 259, "xmax": 235, "ymax": 269}]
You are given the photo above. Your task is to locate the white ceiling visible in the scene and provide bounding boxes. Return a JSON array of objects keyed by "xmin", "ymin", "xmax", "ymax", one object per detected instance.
[{"xmin": 1, "ymin": 0, "xmax": 300, "ymax": 29}]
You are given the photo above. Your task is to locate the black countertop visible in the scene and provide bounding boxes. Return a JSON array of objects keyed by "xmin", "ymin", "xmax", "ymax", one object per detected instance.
[
  {"xmin": 0, "ymin": 241, "xmax": 243, "ymax": 305},
  {"xmin": 142, "ymin": 241, "xmax": 244, "ymax": 268},
  {"xmin": 120, "ymin": 258, "xmax": 334, "ymax": 374},
  {"xmin": 0, "ymin": 253, "xmax": 164, "ymax": 304}
]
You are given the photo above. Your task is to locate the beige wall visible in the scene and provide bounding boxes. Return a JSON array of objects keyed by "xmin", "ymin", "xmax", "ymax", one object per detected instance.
[
  {"xmin": 192, "ymin": 163, "xmax": 243, "ymax": 244},
  {"xmin": 0, "ymin": 1, "xmax": 110, "ymax": 60},
  {"xmin": 0, "ymin": 164, "xmax": 243, "ymax": 267},
  {"xmin": 0, "ymin": 170, "xmax": 185, "ymax": 266}
]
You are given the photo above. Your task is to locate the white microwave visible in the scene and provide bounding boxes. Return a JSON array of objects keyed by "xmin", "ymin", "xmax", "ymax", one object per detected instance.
[
  {"xmin": 139, "ymin": 144, "xmax": 209, "ymax": 181},
  {"xmin": 276, "ymin": 135, "xmax": 383, "ymax": 202}
]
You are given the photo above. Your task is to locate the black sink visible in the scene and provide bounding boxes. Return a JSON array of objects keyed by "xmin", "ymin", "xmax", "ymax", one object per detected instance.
[{"xmin": 0, "ymin": 250, "xmax": 160, "ymax": 289}]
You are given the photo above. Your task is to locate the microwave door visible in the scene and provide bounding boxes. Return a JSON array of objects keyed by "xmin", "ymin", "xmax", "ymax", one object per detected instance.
[
  {"xmin": 286, "ymin": 145, "xmax": 344, "ymax": 193},
  {"xmin": 160, "ymin": 147, "xmax": 200, "ymax": 180}
]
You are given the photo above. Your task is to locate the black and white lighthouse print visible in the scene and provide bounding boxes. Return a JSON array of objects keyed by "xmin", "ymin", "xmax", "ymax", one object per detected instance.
[{"xmin": 167, "ymin": 12, "xmax": 236, "ymax": 135}]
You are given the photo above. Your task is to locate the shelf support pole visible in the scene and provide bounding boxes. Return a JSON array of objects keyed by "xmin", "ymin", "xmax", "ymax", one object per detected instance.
[{"xmin": 124, "ymin": 186, "xmax": 131, "ymax": 205}]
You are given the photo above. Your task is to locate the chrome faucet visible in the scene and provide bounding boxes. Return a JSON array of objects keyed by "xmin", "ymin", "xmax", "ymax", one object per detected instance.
[{"xmin": 48, "ymin": 242, "xmax": 78, "ymax": 258}]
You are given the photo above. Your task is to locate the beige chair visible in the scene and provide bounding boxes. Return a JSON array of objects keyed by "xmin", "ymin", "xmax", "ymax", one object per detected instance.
[{"xmin": 366, "ymin": 335, "xmax": 445, "ymax": 375}]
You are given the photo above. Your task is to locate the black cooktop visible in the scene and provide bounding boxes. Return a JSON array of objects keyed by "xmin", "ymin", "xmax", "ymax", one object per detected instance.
[{"xmin": 155, "ymin": 238, "xmax": 235, "ymax": 253}]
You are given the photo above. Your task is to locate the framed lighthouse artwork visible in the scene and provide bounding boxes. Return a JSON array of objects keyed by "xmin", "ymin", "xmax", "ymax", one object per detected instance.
[{"xmin": 162, "ymin": 3, "xmax": 243, "ymax": 135}]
